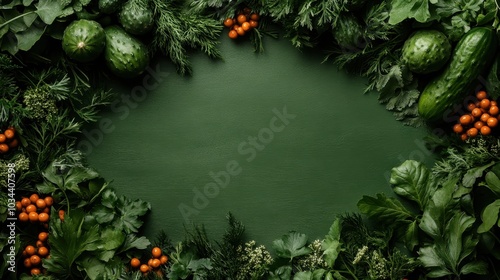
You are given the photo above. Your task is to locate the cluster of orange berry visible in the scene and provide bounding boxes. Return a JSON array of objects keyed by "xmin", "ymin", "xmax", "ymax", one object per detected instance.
[
  {"xmin": 223, "ymin": 8, "xmax": 260, "ymax": 39},
  {"xmin": 22, "ymin": 232, "xmax": 50, "ymax": 276},
  {"xmin": 0, "ymin": 126, "xmax": 18, "ymax": 154},
  {"xmin": 16, "ymin": 194, "xmax": 54, "ymax": 227},
  {"xmin": 453, "ymin": 90, "xmax": 499, "ymax": 141},
  {"xmin": 130, "ymin": 246, "xmax": 168, "ymax": 276}
]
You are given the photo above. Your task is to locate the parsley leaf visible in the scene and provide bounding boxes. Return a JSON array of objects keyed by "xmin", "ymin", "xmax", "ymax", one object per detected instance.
[{"xmin": 272, "ymin": 231, "xmax": 312, "ymax": 261}]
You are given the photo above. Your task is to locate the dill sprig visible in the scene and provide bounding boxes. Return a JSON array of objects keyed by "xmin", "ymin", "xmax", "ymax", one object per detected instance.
[{"xmin": 150, "ymin": 0, "xmax": 223, "ymax": 76}]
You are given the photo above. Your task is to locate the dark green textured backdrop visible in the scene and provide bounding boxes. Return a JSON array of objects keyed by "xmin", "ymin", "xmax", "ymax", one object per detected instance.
[{"xmin": 84, "ymin": 35, "xmax": 432, "ymax": 246}]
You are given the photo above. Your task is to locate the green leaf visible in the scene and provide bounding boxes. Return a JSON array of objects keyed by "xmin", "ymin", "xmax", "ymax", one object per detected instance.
[
  {"xmin": 447, "ymin": 213, "xmax": 475, "ymax": 266},
  {"xmin": 112, "ymin": 195, "xmax": 151, "ymax": 233},
  {"xmin": 272, "ymin": 231, "xmax": 312, "ymax": 260},
  {"xmin": 269, "ymin": 265, "xmax": 293, "ymax": 280},
  {"xmin": 91, "ymin": 205, "xmax": 115, "ymax": 224},
  {"xmin": 484, "ymin": 169, "xmax": 500, "ymax": 196},
  {"xmin": 79, "ymin": 256, "xmax": 124, "ymax": 280},
  {"xmin": 460, "ymin": 260, "xmax": 488, "ymax": 275},
  {"xmin": 357, "ymin": 193, "xmax": 414, "ymax": 224},
  {"xmin": 99, "ymin": 228, "xmax": 125, "ymax": 250},
  {"xmin": 419, "ymin": 178, "xmax": 457, "ymax": 239},
  {"xmin": 477, "ymin": 199, "xmax": 500, "ymax": 233},
  {"xmin": 321, "ymin": 217, "xmax": 342, "ymax": 267},
  {"xmin": 294, "ymin": 271, "xmax": 313, "ymax": 280},
  {"xmin": 405, "ymin": 220, "xmax": 419, "ymax": 251},
  {"xmin": 44, "ymin": 209, "xmax": 101, "ymax": 279},
  {"xmin": 462, "ymin": 162, "xmax": 495, "ymax": 188},
  {"xmin": 100, "ymin": 188, "xmax": 118, "ymax": 208},
  {"xmin": 418, "ymin": 246, "xmax": 452, "ymax": 277},
  {"xmin": 389, "ymin": 0, "xmax": 431, "ymax": 24},
  {"xmin": 118, "ymin": 234, "xmax": 150, "ymax": 253},
  {"xmin": 35, "ymin": 0, "xmax": 64, "ymax": 25},
  {"xmin": 390, "ymin": 160, "xmax": 435, "ymax": 210}
]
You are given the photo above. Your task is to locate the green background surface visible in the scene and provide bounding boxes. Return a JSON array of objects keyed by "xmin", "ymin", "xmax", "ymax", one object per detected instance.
[{"xmin": 85, "ymin": 35, "xmax": 433, "ymax": 247}]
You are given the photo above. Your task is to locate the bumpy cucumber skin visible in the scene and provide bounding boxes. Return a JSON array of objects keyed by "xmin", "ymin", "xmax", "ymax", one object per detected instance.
[
  {"xmin": 402, "ymin": 30, "xmax": 451, "ymax": 74},
  {"xmin": 118, "ymin": 0, "xmax": 154, "ymax": 35},
  {"xmin": 418, "ymin": 27, "xmax": 497, "ymax": 122},
  {"xmin": 62, "ymin": 19, "xmax": 105, "ymax": 62},
  {"xmin": 104, "ymin": 26, "xmax": 150, "ymax": 78}
]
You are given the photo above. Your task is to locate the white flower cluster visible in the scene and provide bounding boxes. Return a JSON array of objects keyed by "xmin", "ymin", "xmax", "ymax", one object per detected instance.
[
  {"xmin": 236, "ymin": 240, "xmax": 273, "ymax": 280},
  {"xmin": 0, "ymin": 154, "xmax": 30, "ymax": 183},
  {"xmin": 298, "ymin": 239, "xmax": 328, "ymax": 270},
  {"xmin": 367, "ymin": 250, "xmax": 389, "ymax": 279},
  {"xmin": 352, "ymin": 245, "xmax": 368, "ymax": 265}
]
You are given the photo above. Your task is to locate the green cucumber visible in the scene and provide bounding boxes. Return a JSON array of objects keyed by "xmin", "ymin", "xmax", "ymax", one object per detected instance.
[
  {"xmin": 418, "ymin": 27, "xmax": 497, "ymax": 122},
  {"xmin": 402, "ymin": 30, "xmax": 451, "ymax": 74},
  {"xmin": 62, "ymin": 19, "xmax": 106, "ymax": 63}
]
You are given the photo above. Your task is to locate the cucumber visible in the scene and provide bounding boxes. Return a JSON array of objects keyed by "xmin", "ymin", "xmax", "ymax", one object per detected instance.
[
  {"xmin": 402, "ymin": 30, "xmax": 451, "ymax": 74},
  {"xmin": 62, "ymin": 19, "xmax": 106, "ymax": 63},
  {"xmin": 103, "ymin": 26, "xmax": 150, "ymax": 78},
  {"xmin": 418, "ymin": 27, "xmax": 497, "ymax": 122}
]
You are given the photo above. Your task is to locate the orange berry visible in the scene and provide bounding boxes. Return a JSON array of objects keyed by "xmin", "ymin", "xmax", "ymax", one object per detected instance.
[
  {"xmin": 223, "ymin": 18, "xmax": 234, "ymax": 28},
  {"xmin": 0, "ymin": 134, "xmax": 5, "ymax": 143},
  {"xmin": 160, "ymin": 255, "xmax": 168, "ymax": 264},
  {"xmin": 453, "ymin": 124, "xmax": 464, "ymax": 134},
  {"xmin": 30, "ymin": 255, "xmax": 41, "ymax": 266},
  {"xmin": 24, "ymin": 258, "xmax": 32, "ymax": 268},
  {"xmin": 3, "ymin": 129, "xmax": 14, "ymax": 139},
  {"xmin": 466, "ymin": 102, "xmax": 476, "ymax": 111},
  {"xmin": 36, "ymin": 240, "xmax": 44, "ymax": 248},
  {"xmin": 489, "ymin": 106, "xmax": 499, "ymax": 116},
  {"xmin": 16, "ymin": 201, "xmax": 22, "ymax": 211},
  {"xmin": 481, "ymin": 113, "xmax": 491, "ymax": 122},
  {"xmin": 151, "ymin": 258, "xmax": 161, "ymax": 268},
  {"xmin": 38, "ymin": 232, "xmax": 48, "ymax": 242},
  {"xmin": 38, "ymin": 247, "xmax": 49, "ymax": 257},
  {"xmin": 26, "ymin": 204, "xmax": 37, "ymax": 213},
  {"xmin": 36, "ymin": 199, "xmax": 46, "ymax": 209},
  {"xmin": 25, "ymin": 245, "xmax": 36, "ymax": 256},
  {"xmin": 19, "ymin": 212, "xmax": 29, "ymax": 222},
  {"xmin": 152, "ymin": 247, "xmax": 162, "ymax": 258},
  {"xmin": 491, "ymin": 100, "xmax": 498, "ymax": 106},
  {"xmin": 480, "ymin": 99, "xmax": 491, "ymax": 109},
  {"xmin": 228, "ymin": 30, "xmax": 238, "ymax": 39},
  {"xmin": 42, "ymin": 207, "xmax": 50, "ymax": 214},
  {"xmin": 467, "ymin": 127, "xmax": 479, "ymax": 137},
  {"xmin": 459, "ymin": 115, "xmax": 473, "ymax": 125},
  {"xmin": 0, "ymin": 143, "xmax": 10, "ymax": 153},
  {"xmin": 250, "ymin": 13, "xmax": 260, "ymax": 21},
  {"xmin": 237, "ymin": 14, "xmax": 247, "ymax": 24},
  {"xmin": 21, "ymin": 197, "xmax": 31, "ymax": 207},
  {"xmin": 481, "ymin": 126, "xmax": 492, "ymax": 135},
  {"xmin": 131, "ymin": 257, "xmax": 141, "ymax": 268},
  {"xmin": 44, "ymin": 196, "xmax": 54, "ymax": 207},
  {"xmin": 58, "ymin": 209, "xmax": 65, "ymax": 221},
  {"xmin": 28, "ymin": 212, "xmax": 39, "ymax": 222},
  {"xmin": 472, "ymin": 108, "xmax": 483, "ymax": 118},
  {"xmin": 241, "ymin": 21, "xmax": 251, "ymax": 31},
  {"xmin": 476, "ymin": 90, "xmax": 487, "ymax": 100},
  {"xmin": 249, "ymin": 20, "xmax": 259, "ymax": 28},
  {"xmin": 487, "ymin": 117, "xmax": 498, "ymax": 127},
  {"xmin": 139, "ymin": 264, "xmax": 150, "ymax": 273},
  {"xmin": 29, "ymin": 194, "xmax": 39, "ymax": 204},
  {"xmin": 236, "ymin": 26, "xmax": 245, "ymax": 36},
  {"xmin": 30, "ymin": 268, "xmax": 41, "ymax": 276},
  {"xmin": 38, "ymin": 213, "xmax": 49, "ymax": 223},
  {"xmin": 474, "ymin": 121, "xmax": 485, "ymax": 130}
]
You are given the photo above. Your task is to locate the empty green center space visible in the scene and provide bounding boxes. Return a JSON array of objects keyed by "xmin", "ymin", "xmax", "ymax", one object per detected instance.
[{"xmin": 84, "ymin": 35, "xmax": 432, "ymax": 246}]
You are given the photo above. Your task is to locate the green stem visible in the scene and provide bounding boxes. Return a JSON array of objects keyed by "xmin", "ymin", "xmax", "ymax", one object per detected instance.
[{"xmin": 0, "ymin": 11, "xmax": 37, "ymax": 29}]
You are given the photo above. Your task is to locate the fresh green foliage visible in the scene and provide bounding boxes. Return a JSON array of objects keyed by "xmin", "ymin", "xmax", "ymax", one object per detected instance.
[
  {"xmin": 150, "ymin": 0, "xmax": 222, "ymax": 76},
  {"xmin": 0, "ymin": 0, "xmax": 92, "ymax": 54},
  {"xmin": 359, "ymin": 159, "xmax": 492, "ymax": 277},
  {"xmin": 272, "ymin": 231, "xmax": 313, "ymax": 261},
  {"xmin": 168, "ymin": 243, "xmax": 213, "ymax": 280},
  {"xmin": 43, "ymin": 209, "xmax": 101, "ymax": 279},
  {"xmin": 321, "ymin": 217, "xmax": 342, "ymax": 267},
  {"xmin": 91, "ymin": 188, "xmax": 151, "ymax": 234}
]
